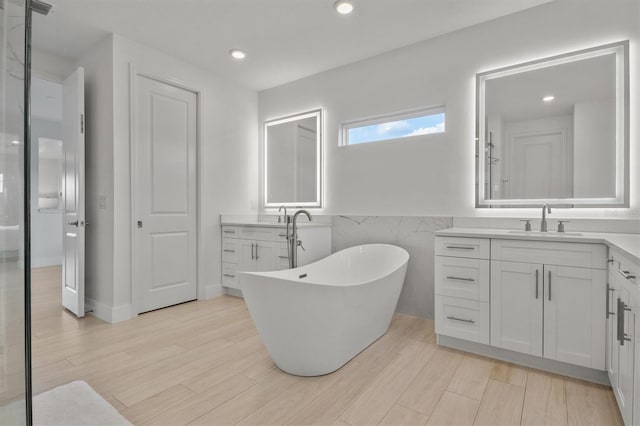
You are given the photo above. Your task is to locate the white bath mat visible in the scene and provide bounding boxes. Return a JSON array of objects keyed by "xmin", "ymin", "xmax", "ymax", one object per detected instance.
[{"xmin": 33, "ymin": 381, "xmax": 132, "ymax": 426}]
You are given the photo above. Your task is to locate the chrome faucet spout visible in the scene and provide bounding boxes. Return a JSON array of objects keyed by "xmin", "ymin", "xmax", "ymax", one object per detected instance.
[
  {"xmin": 290, "ymin": 210, "xmax": 313, "ymax": 268},
  {"xmin": 540, "ymin": 204, "xmax": 552, "ymax": 232},
  {"xmin": 278, "ymin": 205, "xmax": 288, "ymax": 224}
]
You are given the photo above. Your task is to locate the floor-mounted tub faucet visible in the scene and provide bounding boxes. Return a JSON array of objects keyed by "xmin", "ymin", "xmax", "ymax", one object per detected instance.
[
  {"xmin": 540, "ymin": 204, "xmax": 551, "ymax": 232},
  {"xmin": 291, "ymin": 210, "xmax": 312, "ymax": 268}
]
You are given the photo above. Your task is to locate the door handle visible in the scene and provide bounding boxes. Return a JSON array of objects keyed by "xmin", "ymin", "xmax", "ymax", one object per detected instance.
[{"xmin": 67, "ymin": 220, "xmax": 79, "ymax": 227}]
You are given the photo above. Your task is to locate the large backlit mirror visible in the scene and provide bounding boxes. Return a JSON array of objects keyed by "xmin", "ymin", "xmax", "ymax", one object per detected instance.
[
  {"xmin": 476, "ymin": 41, "xmax": 629, "ymax": 208},
  {"xmin": 264, "ymin": 109, "xmax": 322, "ymax": 208}
]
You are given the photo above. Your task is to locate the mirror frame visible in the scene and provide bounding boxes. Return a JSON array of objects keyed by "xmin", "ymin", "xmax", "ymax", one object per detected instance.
[
  {"xmin": 263, "ymin": 108, "xmax": 323, "ymax": 208},
  {"xmin": 475, "ymin": 41, "xmax": 629, "ymax": 208}
]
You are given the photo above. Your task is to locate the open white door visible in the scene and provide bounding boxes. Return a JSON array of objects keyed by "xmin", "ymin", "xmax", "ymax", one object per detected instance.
[{"xmin": 62, "ymin": 67, "xmax": 85, "ymax": 317}]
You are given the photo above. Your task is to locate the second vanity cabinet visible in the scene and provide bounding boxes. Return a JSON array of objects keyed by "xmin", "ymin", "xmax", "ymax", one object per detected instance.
[
  {"xmin": 222, "ymin": 225, "xmax": 288, "ymax": 290},
  {"xmin": 607, "ymin": 246, "xmax": 638, "ymax": 426},
  {"xmin": 221, "ymin": 222, "xmax": 331, "ymax": 292},
  {"xmin": 491, "ymin": 239, "xmax": 607, "ymax": 370}
]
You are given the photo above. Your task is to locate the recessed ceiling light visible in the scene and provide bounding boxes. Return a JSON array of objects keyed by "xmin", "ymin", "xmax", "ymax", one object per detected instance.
[
  {"xmin": 11, "ymin": 140, "xmax": 20, "ymax": 145},
  {"xmin": 542, "ymin": 95, "xmax": 555, "ymax": 102},
  {"xmin": 229, "ymin": 49, "xmax": 246, "ymax": 60},
  {"xmin": 334, "ymin": 0, "xmax": 354, "ymax": 15}
]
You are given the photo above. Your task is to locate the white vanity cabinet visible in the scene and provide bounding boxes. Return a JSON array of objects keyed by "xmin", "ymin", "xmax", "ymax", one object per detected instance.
[
  {"xmin": 221, "ymin": 226, "xmax": 287, "ymax": 290},
  {"xmin": 607, "ymin": 247, "xmax": 638, "ymax": 426},
  {"xmin": 220, "ymin": 222, "xmax": 331, "ymax": 292},
  {"xmin": 491, "ymin": 239, "xmax": 607, "ymax": 370}
]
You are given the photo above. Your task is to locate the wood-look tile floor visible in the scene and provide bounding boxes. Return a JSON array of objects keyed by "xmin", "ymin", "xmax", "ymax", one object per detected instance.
[{"xmin": 32, "ymin": 266, "xmax": 623, "ymax": 426}]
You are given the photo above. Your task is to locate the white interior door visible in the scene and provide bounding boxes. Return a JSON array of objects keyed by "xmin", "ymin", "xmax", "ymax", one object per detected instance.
[
  {"xmin": 135, "ymin": 74, "xmax": 197, "ymax": 314},
  {"xmin": 504, "ymin": 116, "xmax": 571, "ymax": 199},
  {"xmin": 62, "ymin": 67, "xmax": 85, "ymax": 317}
]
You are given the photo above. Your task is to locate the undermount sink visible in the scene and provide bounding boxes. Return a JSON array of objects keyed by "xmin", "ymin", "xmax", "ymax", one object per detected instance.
[{"xmin": 507, "ymin": 230, "xmax": 583, "ymax": 237}]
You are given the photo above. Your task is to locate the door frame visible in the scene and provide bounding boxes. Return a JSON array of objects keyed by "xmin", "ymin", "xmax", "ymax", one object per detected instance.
[{"xmin": 128, "ymin": 64, "xmax": 204, "ymax": 316}]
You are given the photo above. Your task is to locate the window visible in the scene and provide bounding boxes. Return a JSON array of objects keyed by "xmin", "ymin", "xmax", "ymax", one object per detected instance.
[{"xmin": 341, "ymin": 107, "xmax": 445, "ymax": 146}]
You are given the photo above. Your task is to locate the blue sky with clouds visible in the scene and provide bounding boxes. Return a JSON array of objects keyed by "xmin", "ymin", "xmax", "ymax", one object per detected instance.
[{"xmin": 348, "ymin": 112, "xmax": 445, "ymax": 145}]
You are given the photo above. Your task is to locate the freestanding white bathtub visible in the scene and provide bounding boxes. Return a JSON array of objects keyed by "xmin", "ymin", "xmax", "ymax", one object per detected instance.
[{"xmin": 240, "ymin": 244, "xmax": 409, "ymax": 376}]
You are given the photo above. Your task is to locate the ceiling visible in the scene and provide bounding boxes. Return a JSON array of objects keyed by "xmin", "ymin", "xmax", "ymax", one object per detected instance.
[{"xmin": 32, "ymin": 0, "xmax": 553, "ymax": 91}]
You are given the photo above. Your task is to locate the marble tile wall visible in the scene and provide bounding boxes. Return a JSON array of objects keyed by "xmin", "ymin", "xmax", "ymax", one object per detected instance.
[{"xmin": 331, "ymin": 216, "xmax": 453, "ymax": 319}]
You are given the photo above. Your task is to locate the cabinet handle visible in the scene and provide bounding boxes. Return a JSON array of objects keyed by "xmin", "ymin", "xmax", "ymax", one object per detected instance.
[
  {"xmin": 251, "ymin": 243, "xmax": 255, "ymax": 260},
  {"xmin": 606, "ymin": 284, "xmax": 615, "ymax": 319},
  {"xmin": 255, "ymin": 244, "xmax": 259, "ymax": 260},
  {"xmin": 445, "ymin": 245, "xmax": 475, "ymax": 251},
  {"xmin": 223, "ymin": 249, "xmax": 235, "ymax": 253},
  {"xmin": 278, "ymin": 255, "xmax": 288, "ymax": 259},
  {"xmin": 548, "ymin": 270, "xmax": 552, "ymax": 301},
  {"xmin": 223, "ymin": 274, "xmax": 235, "ymax": 278},
  {"xmin": 618, "ymin": 269, "xmax": 636, "ymax": 280},
  {"xmin": 278, "ymin": 233, "xmax": 287, "ymax": 237},
  {"xmin": 223, "ymin": 229, "xmax": 236, "ymax": 234},
  {"xmin": 535, "ymin": 269, "xmax": 539, "ymax": 299},
  {"xmin": 620, "ymin": 300, "xmax": 632, "ymax": 346},
  {"xmin": 445, "ymin": 276, "xmax": 475, "ymax": 282},
  {"xmin": 617, "ymin": 298, "xmax": 624, "ymax": 344},
  {"xmin": 446, "ymin": 316, "xmax": 475, "ymax": 324}
]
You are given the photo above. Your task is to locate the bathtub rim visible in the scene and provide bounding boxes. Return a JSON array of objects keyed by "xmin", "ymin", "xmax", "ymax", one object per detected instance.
[{"xmin": 240, "ymin": 243, "xmax": 409, "ymax": 288}]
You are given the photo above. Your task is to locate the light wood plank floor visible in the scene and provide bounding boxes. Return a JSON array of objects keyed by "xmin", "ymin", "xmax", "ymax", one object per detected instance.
[{"xmin": 32, "ymin": 266, "xmax": 623, "ymax": 426}]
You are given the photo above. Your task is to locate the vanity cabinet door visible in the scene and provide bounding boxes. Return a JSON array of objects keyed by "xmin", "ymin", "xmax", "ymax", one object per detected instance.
[
  {"xmin": 607, "ymin": 278, "xmax": 619, "ymax": 389},
  {"xmin": 543, "ymin": 265, "xmax": 606, "ymax": 370},
  {"xmin": 254, "ymin": 241, "xmax": 280, "ymax": 272},
  {"xmin": 615, "ymin": 284, "xmax": 635, "ymax": 426},
  {"xmin": 237, "ymin": 240, "xmax": 257, "ymax": 273},
  {"xmin": 491, "ymin": 261, "xmax": 543, "ymax": 356}
]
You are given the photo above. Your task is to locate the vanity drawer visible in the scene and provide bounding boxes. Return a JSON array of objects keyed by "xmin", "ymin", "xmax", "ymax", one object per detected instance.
[
  {"xmin": 222, "ymin": 226, "xmax": 238, "ymax": 237},
  {"xmin": 222, "ymin": 263, "xmax": 239, "ymax": 289},
  {"xmin": 492, "ymin": 239, "xmax": 606, "ymax": 269},
  {"xmin": 222, "ymin": 238, "xmax": 238, "ymax": 263},
  {"xmin": 611, "ymin": 248, "xmax": 638, "ymax": 287},
  {"xmin": 435, "ymin": 237, "xmax": 490, "ymax": 259},
  {"xmin": 435, "ymin": 256, "xmax": 489, "ymax": 302},
  {"xmin": 238, "ymin": 226, "xmax": 277, "ymax": 241},
  {"xmin": 435, "ymin": 295, "xmax": 489, "ymax": 344}
]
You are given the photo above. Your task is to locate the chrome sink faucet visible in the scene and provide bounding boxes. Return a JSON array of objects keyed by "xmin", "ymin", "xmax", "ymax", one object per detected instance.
[
  {"xmin": 540, "ymin": 204, "xmax": 552, "ymax": 232},
  {"xmin": 278, "ymin": 205, "xmax": 288, "ymax": 224},
  {"xmin": 290, "ymin": 210, "xmax": 312, "ymax": 268}
]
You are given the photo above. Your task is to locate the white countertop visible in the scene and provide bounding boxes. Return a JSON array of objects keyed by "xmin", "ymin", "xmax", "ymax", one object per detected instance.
[
  {"xmin": 436, "ymin": 227, "xmax": 640, "ymax": 263},
  {"xmin": 220, "ymin": 220, "xmax": 329, "ymax": 228}
]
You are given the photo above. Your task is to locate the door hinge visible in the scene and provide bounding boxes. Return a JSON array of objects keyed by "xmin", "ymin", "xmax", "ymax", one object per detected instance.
[
  {"xmin": 137, "ymin": 220, "xmax": 143, "ymax": 229},
  {"xmin": 81, "ymin": 114, "xmax": 84, "ymax": 134}
]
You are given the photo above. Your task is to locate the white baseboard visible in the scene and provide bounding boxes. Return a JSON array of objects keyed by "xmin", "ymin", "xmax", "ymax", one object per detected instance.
[
  {"xmin": 31, "ymin": 257, "xmax": 62, "ymax": 268},
  {"xmin": 202, "ymin": 284, "xmax": 224, "ymax": 300},
  {"xmin": 437, "ymin": 334, "xmax": 610, "ymax": 386},
  {"xmin": 86, "ymin": 298, "xmax": 132, "ymax": 324}
]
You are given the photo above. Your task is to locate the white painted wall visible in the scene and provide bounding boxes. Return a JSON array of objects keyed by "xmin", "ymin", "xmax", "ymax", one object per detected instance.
[
  {"xmin": 258, "ymin": 0, "xmax": 640, "ymax": 220},
  {"xmin": 31, "ymin": 48, "xmax": 75, "ymax": 83},
  {"xmin": 111, "ymin": 34, "xmax": 258, "ymax": 318},
  {"xmin": 30, "ymin": 118, "xmax": 63, "ymax": 267},
  {"xmin": 573, "ymin": 100, "xmax": 616, "ymax": 198}
]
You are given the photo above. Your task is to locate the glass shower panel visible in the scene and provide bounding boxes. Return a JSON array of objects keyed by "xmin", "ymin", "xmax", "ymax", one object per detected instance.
[{"xmin": 0, "ymin": 0, "xmax": 29, "ymax": 424}]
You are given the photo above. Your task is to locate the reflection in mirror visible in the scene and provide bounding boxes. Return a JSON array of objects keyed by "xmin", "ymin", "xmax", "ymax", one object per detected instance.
[
  {"xmin": 264, "ymin": 109, "xmax": 322, "ymax": 207},
  {"xmin": 37, "ymin": 138, "xmax": 63, "ymax": 210},
  {"xmin": 476, "ymin": 41, "xmax": 628, "ymax": 207}
]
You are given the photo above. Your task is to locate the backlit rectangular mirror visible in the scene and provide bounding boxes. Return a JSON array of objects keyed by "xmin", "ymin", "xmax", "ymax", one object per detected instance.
[
  {"xmin": 476, "ymin": 41, "xmax": 629, "ymax": 208},
  {"xmin": 264, "ymin": 109, "xmax": 322, "ymax": 208}
]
